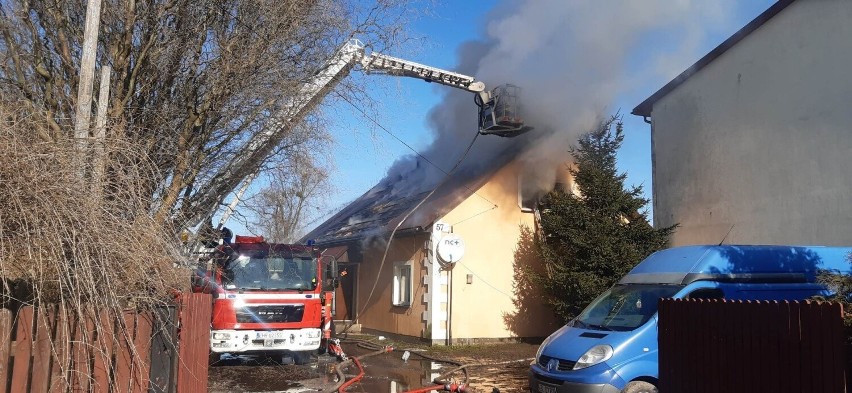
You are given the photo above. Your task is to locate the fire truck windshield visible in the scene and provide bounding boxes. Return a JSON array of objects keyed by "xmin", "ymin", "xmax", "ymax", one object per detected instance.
[{"xmin": 224, "ymin": 254, "xmax": 318, "ymax": 291}]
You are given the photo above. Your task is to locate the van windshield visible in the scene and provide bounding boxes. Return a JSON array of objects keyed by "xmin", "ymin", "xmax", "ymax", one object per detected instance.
[{"xmin": 574, "ymin": 284, "xmax": 682, "ymax": 331}]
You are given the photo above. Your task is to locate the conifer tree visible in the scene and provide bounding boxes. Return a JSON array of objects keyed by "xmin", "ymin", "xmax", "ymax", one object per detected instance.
[{"xmin": 533, "ymin": 116, "xmax": 677, "ymax": 322}]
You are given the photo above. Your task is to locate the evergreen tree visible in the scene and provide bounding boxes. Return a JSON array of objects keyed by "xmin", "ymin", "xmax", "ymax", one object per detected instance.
[{"xmin": 533, "ymin": 116, "xmax": 677, "ymax": 322}]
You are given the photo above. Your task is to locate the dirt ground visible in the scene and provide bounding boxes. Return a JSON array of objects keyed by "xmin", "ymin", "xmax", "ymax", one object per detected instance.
[{"xmin": 208, "ymin": 333, "xmax": 540, "ymax": 393}]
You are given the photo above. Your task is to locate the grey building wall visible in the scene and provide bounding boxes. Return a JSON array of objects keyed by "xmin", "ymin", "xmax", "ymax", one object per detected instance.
[{"xmin": 650, "ymin": 0, "xmax": 852, "ymax": 246}]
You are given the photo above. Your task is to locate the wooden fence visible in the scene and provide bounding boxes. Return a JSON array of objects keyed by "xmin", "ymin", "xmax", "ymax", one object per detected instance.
[
  {"xmin": 0, "ymin": 293, "xmax": 211, "ymax": 393},
  {"xmin": 659, "ymin": 298, "xmax": 847, "ymax": 393}
]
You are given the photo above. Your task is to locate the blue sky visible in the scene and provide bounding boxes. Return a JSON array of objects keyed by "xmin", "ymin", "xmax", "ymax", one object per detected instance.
[{"xmin": 225, "ymin": 1, "xmax": 777, "ymax": 237}]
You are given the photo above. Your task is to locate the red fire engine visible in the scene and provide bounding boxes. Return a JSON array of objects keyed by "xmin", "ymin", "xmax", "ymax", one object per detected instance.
[{"xmin": 191, "ymin": 234, "xmax": 338, "ymax": 364}]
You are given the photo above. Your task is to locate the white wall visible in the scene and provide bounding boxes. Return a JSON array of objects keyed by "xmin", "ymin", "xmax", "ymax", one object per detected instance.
[{"xmin": 651, "ymin": 0, "xmax": 852, "ymax": 246}]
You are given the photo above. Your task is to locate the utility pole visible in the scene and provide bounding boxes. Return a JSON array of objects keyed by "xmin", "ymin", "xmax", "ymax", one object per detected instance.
[{"xmin": 74, "ymin": 0, "xmax": 103, "ymax": 175}]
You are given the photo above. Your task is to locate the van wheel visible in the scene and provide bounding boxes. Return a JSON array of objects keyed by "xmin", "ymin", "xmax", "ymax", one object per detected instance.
[{"xmin": 622, "ymin": 381, "xmax": 658, "ymax": 393}]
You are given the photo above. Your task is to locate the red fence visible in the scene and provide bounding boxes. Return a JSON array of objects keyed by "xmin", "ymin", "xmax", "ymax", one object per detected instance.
[
  {"xmin": 659, "ymin": 298, "xmax": 847, "ymax": 393},
  {"xmin": 0, "ymin": 293, "xmax": 211, "ymax": 393}
]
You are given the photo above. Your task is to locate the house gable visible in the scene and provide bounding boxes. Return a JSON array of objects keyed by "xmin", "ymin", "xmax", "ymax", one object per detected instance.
[
  {"xmin": 632, "ymin": 0, "xmax": 796, "ymax": 117},
  {"xmin": 636, "ymin": 0, "xmax": 852, "ymax": 246}
]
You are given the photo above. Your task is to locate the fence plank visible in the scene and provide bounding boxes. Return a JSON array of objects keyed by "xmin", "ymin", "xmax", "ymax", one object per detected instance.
[
  {"xmin": 71, "ymin": 311, "xmax": 93, "ymax": 393},
  {"xmin": 31, "ymin": 306, "xmax": 55, "ymax": 393},
  {"xmin": 731, "ymin": 300, "xmax": 745, "ymax": 393},
  {"xmin": 823, "ymin": 302, "xmax": 844, "ymax": 392},
  {"xmin": 766, "ymin": 301, "xmax": 781, "ymax": 393},
  {"xmin": 149, "ymin": 307, "xmax": 177, "ymax": 393},
  {"xmin": 91, "ymin": 309, "xmax": 115, "ymax": 393},
  {"xmin": 789, "ymin": 301, "xmax": 803, "ymax": 393},
  {"xmin": 10, "ymin": 306, "xmax": 34, "ymax": 392},
  {"xmin": 49, "ymin": 307, "xmax": 71, "ymax": 392},
  {"xmin": 800, "ymin": 301, "xmax": 821, "ymax": 392},
  {"xmin": 0, "ymin": 309, "xmax": 12, "ymax": 393},
  {"xmin": 711, "ymin": 300, "xmax": 724, "ymax": 393},
  {"xmin": 115, "ymin": 311, "xmax": 136, "ymax": 392},
  {"xmin": 132, "ymin": 311, "xmax": 154, "ymax": 393},
  {"xmin": 177, "ymin": 294, "xmax": 212, "ymax": 393}
]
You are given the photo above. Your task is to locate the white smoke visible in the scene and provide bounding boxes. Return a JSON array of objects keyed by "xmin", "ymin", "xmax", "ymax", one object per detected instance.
[{"xmin": 379, "ymin": 0, "xmax": 739, "ymax": 201}]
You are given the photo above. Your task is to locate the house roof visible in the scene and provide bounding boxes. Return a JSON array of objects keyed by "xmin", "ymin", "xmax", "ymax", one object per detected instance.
[
  {"xmin": 301, "ymin": 141, "xmax": 530, "ymax": 247},
  {"xmin": 631, "ymin": 0, "xmax": 795, "ymax": 117}
]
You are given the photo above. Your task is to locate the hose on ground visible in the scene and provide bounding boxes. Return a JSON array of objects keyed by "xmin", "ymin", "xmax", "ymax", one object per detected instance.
[
  {"xmin": 433, "ymin": 357, "xmax": 535, "ymax": 384},
  {"xmin": 330, "ymin": 343, "xmax": 394, "ymax": 392},
  {"xmin": 399, "ymin": 349, "xmax": 469, "ymax": 391}
]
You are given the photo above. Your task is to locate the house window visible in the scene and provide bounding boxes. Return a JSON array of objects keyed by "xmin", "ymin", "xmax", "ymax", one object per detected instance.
[
  {"xmin": 518, "ymin": 176, "xmax": 540, "ymax": 213},
  {"xmin": 392, "ymin": 261, "xmax": 412, "ymax": 307},
  {"xmin": 519, "ymin": 175, "xmax": 560, "ymax": 212}
]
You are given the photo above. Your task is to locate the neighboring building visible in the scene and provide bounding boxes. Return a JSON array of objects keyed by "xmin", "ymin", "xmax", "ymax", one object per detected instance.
[
  {"xmin": 302, "ymin": 143, "xmax": 565, "ymax": 344},
  {"xmin": 632, "ymin": 0, "xmax": 852, "ymax": 246}
]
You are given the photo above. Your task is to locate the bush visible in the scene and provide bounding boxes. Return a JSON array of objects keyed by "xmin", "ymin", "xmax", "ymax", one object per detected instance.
[{"xmin": 0, "ymin": 104, "xmax": 188, "ymax": 313}]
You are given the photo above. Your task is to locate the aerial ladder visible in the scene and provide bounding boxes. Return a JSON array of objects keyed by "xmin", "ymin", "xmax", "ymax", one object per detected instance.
[{"xmin": 186, "ymin": 39, "xmax": 532, "ymax": 246}]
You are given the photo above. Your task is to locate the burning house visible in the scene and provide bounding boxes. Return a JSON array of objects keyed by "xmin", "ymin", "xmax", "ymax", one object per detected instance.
[{"xmin": 303, "ymin": 138, "xmax": 567, "ymax": 344}]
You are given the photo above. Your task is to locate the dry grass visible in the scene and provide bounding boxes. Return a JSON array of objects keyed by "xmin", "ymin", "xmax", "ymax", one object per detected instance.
[{"xmin": 0, "ymin": 106, "xmax": 188, "ymax": 316}]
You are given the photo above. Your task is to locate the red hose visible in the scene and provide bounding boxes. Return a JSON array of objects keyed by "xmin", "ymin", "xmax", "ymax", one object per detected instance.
[
  {"xmin": 402, "ymin": 385, "xmax": 444, "ymax": 393},
  {"xmin": 338, "ymin": 357, "xmax": 364, "ymax": 392}
]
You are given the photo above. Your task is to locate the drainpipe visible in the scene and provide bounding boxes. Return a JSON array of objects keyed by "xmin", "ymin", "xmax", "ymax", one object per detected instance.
[{"xmin": 447, "ymin": 267, "xmax": 453, "ymax": 346}]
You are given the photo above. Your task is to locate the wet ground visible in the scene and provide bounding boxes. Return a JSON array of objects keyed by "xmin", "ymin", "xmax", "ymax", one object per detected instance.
[{"xmin": 208, "ymin": 334, "xmax": 539, "ymax": 393}]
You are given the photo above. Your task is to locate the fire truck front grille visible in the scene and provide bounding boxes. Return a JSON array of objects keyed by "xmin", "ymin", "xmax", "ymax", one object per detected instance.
[{"xmin": 235, "ymin": 305, "xmax": 305, "ymax": 323}]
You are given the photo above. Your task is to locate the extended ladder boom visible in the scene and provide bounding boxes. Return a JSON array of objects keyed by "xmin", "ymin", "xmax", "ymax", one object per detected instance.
[{"xmin": 360, "ymin": 52, "xmax": 486, "ymax": 94}]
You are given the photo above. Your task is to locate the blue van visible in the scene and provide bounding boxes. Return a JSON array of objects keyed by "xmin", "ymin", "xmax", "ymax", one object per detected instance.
[{"xmin": 528, "ymin": 245, "xmax": 851, "ymax": 393}]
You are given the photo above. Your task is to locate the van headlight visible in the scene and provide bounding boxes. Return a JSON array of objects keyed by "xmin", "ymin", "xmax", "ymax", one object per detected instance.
[{"xmin": 573, "ymin": 345, "xmax": 613, "ymax": 370}]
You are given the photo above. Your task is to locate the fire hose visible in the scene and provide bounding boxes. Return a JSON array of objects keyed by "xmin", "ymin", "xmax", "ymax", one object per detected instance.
[
  {"xmin": 331, "ymin": 340, "xmax": 394, "ymax": 392},
  {"xmin": 331, "ymin": 338, "xmax": 530, "ymax": 392}
]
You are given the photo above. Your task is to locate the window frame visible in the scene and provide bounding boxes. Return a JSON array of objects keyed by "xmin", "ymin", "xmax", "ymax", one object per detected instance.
[{"xmin": 392, "ymin": 261, "xmax": 413, "ymax": 307}]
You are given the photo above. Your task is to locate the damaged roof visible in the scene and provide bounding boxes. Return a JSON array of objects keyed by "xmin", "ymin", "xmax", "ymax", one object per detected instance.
[{"xmin": 301, "ymin": 141, "xmax": 528, "ymax": 247}]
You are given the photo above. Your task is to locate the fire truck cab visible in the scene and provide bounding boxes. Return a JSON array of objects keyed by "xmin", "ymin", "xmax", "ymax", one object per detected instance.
[{"xmin": 192, "ymin": 235, "xmax": 338, "ymax": 364}]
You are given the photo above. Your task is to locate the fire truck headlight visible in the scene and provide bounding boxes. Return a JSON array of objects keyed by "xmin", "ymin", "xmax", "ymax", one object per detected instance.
[
  {"xmin": 306, "ymin": 330, "xmax": 321, "ymax": 339},
  {"xmin": 213, "ymin": 332, "xmax": 231, "ymax": 340}
]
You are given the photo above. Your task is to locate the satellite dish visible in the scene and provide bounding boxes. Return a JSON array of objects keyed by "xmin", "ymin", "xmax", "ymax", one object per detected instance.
[{"xmin": 437, "ymin": 234, "xmax": 465, "ymax": 263}]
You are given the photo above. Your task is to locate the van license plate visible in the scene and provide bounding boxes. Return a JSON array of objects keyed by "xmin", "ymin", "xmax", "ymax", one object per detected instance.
[{"xmin": 538, "ymin": 383, "xmax": 557, "ymax": 393}]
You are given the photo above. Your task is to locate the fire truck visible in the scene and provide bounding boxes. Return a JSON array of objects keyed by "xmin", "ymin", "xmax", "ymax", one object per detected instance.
[{"xmin": 191, "ymin": 234, "xmax": 338, "ymax": 364}]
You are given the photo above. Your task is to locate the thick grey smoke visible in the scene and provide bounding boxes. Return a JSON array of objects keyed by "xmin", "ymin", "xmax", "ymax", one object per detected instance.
[{"xmin": 379, "ymin": 0, "xmax": 738, "ymax": 200}]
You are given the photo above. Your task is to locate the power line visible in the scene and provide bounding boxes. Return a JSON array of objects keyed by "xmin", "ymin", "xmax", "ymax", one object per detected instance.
[{"xmin": 332, "ymin": 90, "xmax": 499, "ymax": 208}]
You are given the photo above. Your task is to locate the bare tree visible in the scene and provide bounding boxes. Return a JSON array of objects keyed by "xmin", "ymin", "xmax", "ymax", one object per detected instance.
[
  {"xmin": 0, "ymin": 0, "xmax": 419, "ymax": 234},
  {"xmin": 244, "ymin": 134, "xmax": 332, "ymax": 243}
]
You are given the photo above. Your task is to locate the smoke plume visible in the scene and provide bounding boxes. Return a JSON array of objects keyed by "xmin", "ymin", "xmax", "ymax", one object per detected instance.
[{"xmin": 378, "ymin": 0, "xmax": 738, "ymax": 199}]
